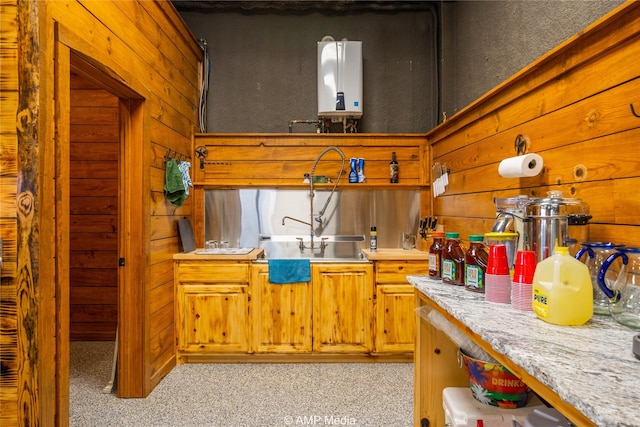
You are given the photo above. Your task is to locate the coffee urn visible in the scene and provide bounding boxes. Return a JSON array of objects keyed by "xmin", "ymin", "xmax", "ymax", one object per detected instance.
[{"xmin": 524, "ymin": 191, "xmax": 591, "ymax": 262}]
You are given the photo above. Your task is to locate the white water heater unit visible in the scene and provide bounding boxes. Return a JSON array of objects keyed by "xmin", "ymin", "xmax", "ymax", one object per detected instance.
[{"xmin": 317, "ymin": 40, "xmax": 363, "ymax": 120}]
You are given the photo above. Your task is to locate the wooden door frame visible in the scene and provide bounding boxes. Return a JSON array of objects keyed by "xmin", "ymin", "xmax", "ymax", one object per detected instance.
[{"xmin": 53, "ymin": 39, "xmax": 147, "ymax": 407}]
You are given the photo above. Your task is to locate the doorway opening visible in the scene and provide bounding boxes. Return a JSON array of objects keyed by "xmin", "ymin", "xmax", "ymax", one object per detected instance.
[
  {"xmin": 63, "ymin": 51, "xmax": 146, "ymax": 403},
  {"xmin": 68, "ymin": 68, "xmax": 120, "ymax": 393}
]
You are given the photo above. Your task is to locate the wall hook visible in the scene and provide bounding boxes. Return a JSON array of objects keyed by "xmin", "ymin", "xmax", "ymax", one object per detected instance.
[
  {"xmin": 514, "ymin": 134, "xmax": 529, "ymax": 156},
  {"xmin": 631, "ymin": 103, "xmax": 640, "ymax": 118},
  {"xmin": 164, "ymin": 148, "xmax": 187, "ymax": 164},
  {"xmin": 195, "ymin": 146, "xmax": 208, "ymax": 169}
]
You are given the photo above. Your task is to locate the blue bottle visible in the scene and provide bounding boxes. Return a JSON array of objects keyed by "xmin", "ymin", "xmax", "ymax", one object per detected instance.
[{"xmin": 349, "ymin": 157, "xmax": 358, "ymax": 183}]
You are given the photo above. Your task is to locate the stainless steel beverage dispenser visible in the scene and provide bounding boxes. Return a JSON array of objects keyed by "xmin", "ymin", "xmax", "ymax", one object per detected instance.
[{"xmin": 524, "ymin": 191, "xmax": 590, "ymax": 263}]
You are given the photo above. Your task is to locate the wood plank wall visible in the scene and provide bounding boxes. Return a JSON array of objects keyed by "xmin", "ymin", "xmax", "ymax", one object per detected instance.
[
  {"xmin": 191, "ymin": 133, "xmax": 430, "ymax": 248},
  {"xmin": 427, "ymin": 2, "xmax": 640, "ymax": 247},
  {"xmin": 193, "ymin": 134, "xmax": 428, "ymax": 186},
  {"xmin": 0, "ymin": 0, "xmax": 18, "ymax": 424},
  {"xmin": 43, "ymin": 0, "xmax": 201, "ymax": 399},
  {"xmin": 2, "ymin": 0, "xmax": 202, "ymax": 423},
  {"xmin": 69, "ymin": 72, "xmax": 119, "ymax": 341}
]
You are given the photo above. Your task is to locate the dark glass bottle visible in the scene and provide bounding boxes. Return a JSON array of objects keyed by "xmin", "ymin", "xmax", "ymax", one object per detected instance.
[
  {"xmin": 428, "ymin": 231, "xmax": 445, "ymax": 280},
  {"xmin": 465, "ymin": 234, "xmax": 488, "ymax": 293},
  {"xmin": 389, "ymin": 152, "xmax": 399, "ymax": 183},
  {"xmin": 442, "ymin": 232, "xmax": 465, "ymax": 286}
]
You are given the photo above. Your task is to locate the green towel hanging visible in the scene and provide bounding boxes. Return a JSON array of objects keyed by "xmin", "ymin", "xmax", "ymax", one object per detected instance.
[{"xmin": 164, "ymin": 158, "xmax": 186, "ymax": 206}]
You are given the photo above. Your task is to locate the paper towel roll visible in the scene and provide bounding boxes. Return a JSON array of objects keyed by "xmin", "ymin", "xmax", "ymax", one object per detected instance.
[{"xmin": 498, "ymin": 153, "xmax": 543, "ymax": 178}]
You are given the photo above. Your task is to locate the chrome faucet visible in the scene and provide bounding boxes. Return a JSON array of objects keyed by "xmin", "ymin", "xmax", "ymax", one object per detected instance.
[
  {"xmin": 281, "ymin": 146, "xmax": 346, "ymax": 249},
  {"xmin": 282, "ymin": 216, "xmax": 312, "ymax": 228}
]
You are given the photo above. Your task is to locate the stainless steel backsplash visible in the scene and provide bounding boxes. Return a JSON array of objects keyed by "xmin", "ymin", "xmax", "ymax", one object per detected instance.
[{"xmin": 204, "ymin": 189, "xmax": 420, "ymax": 249}]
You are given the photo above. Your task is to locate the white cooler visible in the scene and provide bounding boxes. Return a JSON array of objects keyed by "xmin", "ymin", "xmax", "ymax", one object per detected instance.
[{"xmin": 443, "ymin": 387, "xmax": 546, "ymax": 427}]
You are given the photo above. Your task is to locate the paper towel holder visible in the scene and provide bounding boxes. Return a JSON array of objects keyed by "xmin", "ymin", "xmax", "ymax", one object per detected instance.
[{"xmin": 514, "ymin": 134, "xmax": 530, "ymax": 155}]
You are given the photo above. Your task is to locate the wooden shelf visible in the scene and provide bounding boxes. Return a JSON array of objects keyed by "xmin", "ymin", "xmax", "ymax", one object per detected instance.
[
  {"xmin": 192, "ymin": 133, "xmax": 430, "ymax": 187},
  {"xmin": 193, "ymin": 181, "xmax": 429, "ymax": 190}
]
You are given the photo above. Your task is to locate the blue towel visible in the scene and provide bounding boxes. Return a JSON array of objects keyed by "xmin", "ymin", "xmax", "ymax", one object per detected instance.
[{"xmin": 267, "ymin": 259, "xmax": 311, "ymax": 284}]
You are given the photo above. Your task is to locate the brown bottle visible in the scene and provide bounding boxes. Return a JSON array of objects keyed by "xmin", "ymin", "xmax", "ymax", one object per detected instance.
[
  {"xmin": 442, "ymin": 232, "xmax": 465, "ymax": 286},
  {"xmin": 464, "ymin": 234, "xmax": 488, "ymax": 293},
  {"xmin": 389, "ymin": 152, "xmax": 399, "ymax": 183},
  {"xmin": 428, "ymin": 232, "xmax": 445, "ymax": 280}
]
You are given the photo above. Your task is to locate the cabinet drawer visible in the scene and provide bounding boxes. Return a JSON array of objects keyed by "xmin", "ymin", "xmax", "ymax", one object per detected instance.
[
  {"xmin": 176, "ymin": 262, "xmax": 250, "ymax": 282},
  {"xmin": 376, "ymin": 261, "xmax": 428, "ymax": 283}
]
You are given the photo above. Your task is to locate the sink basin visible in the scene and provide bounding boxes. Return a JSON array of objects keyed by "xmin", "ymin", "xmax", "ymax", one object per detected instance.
[
  {"xmin": 257, "ymin": 234, "xmax": 368, "ymax": 263},
  {"xmin": 259, "ymin": 234, "xmax": 365, "ymax": 243},
  {"xmin": 254, "ymin": 254, "xmax": 368, "ymax": 263},
  {"xmin": 195, "ymin": 248, "xmax": 255, "ymax": 255}
]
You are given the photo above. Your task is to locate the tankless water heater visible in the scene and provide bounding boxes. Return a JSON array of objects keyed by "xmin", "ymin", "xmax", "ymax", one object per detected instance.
[{"xmin": 317, "ymin": 40, "xmax": 363, "ymax": 119}]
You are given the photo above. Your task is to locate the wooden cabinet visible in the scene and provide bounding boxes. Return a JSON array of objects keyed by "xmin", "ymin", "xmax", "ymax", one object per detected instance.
[
  {"xmin": 312, "ymin": 264, "xmax": 374, "ymax": 353},
  {"xmin": 175, "ymin": 261, "xmax": 251, "ymax": 359},
  {"xmin": 251, "ymin": 264, "xmax": 313, "ymax": 353},
  {"xmin": 174, "ymin": 258, "xmax": 415, "ymax": 360},
  {"xmin": 374, "ymin": 261, "xmax": 427, "ymax": 353}
]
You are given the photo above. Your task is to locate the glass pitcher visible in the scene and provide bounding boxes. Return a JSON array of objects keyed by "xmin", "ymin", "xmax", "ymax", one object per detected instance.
[
  {"xmin": 575, "ymin": 242, "xmax": 624, "ymax": 315},
  {"xmin": 598, "ymin": 247, "xmax": 640, "ymax": 330}
]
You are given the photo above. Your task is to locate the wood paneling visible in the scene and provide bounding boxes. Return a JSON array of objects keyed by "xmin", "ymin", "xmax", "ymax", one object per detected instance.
[
  {"xmin": 193, "ymin": 133, "xmax": 428, "ymax": 187},
  {"xmin": 2, "ymin": 0, "xmax": 202, "ymax": 423},
  {"xmin": 69, "ymin": 73, "xmax": 118, "ymax": 341},
  {"xmin": 428, "ymin": 2, "xmax": 640, "ymax": 247},
  {"xmin": 192, "ymin": 134, "xmax": 429, "ymax": 247},
  {"xmin": 0, "ymin": 3, "xmax": 18, "ymax": 421}
]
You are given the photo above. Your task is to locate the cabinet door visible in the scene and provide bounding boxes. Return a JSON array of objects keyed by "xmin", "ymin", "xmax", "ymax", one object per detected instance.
[
  {"xmin": 375, "ymin": 284, "xmax": 415, "ymax": 353},
  {"xmin": 374, "ymin": 261, "xmax": 425, "ymax": 353},
  {"xmin": 177, "ymin": 283, "xmax": 250, "ymax": 353},
  {"xmin": 312, "ymin": 264, "xmax": 373, "ymax": 353},
  {"xmin": 251, "ymin": 264, "xmax": 312, "ymax": 353}
]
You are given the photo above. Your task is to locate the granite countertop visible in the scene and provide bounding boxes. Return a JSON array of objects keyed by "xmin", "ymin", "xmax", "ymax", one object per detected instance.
[{"xmin": 408, "ymin": 275, "xmax": 640, "ymax": 427}]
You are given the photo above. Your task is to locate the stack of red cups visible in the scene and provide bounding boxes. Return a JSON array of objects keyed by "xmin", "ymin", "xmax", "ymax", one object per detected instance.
[
  {"xmin": 485, "ymin": 244, "xmax": 511, "ymax": 304},
  {"xmin": 511, "ymin": 250, "xmax": 537, "ymax": 311}
]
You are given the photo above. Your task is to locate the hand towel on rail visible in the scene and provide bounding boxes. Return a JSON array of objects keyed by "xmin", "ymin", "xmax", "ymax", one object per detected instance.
[
  {"xmin": 267, "ymin": 259, "xmax": 311, "ymax": 284},
  {"xmin": 164, "ymin": 158, "xmax": 186, "ymax": 207}
]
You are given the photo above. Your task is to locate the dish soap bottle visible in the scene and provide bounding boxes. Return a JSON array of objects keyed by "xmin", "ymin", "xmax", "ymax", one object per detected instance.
[
  {"xmin": 532, "ymin": 246, "xmax": 593, "ymax": 325},
  {"xmin": 389, "ymin": 152, "xmax": 399, "ymax": 183},
  {"xmin": 370, "ymin": 226, "xmax": 377, "ymax": 252}
]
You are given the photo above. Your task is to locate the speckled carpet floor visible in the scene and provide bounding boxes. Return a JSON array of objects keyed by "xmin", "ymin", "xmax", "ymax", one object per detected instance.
[{"xmin": 69, "ymin": 341, "xmax": 413, "ymax": 427}]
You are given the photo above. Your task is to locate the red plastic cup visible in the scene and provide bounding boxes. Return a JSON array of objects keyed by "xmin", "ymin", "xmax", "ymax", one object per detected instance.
[
  {"xmin": 513, "ymin": 250, "xmax": 537, "ymax": 284},
  {"xmin": 487, "ymin": 244, "xmax": 510, "ymax": 275}
]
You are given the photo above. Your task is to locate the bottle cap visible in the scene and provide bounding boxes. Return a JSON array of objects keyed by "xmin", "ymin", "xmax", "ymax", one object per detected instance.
[
  {"xmin": 445, "ymin": 232, "xmax": 459, "ymax": 239},
  {"xmin": 431, "ymin": 231, "xmax": 445, "ymax": 238},
  {"xmin": 487, "ymin": 244, "xmax": 510, "ymax": 275},
  {"xmin": 469, "ymin": 234, "xmax": 484, "ymax": 242},
  {"xmin": 513, "ymin": 250, "xmax": 537, "ymax": 284}
]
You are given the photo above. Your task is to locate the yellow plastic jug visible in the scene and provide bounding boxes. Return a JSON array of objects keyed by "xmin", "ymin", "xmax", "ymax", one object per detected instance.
[{"xmin": 532, "ymin": 246, "xmax": 593, "ymax": 325}]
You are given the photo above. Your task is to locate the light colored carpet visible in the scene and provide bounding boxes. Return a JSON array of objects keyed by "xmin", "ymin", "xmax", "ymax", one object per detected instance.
[{"xmin": 69, "ymin": 341, "xmax": 414, "ymax": 427}]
